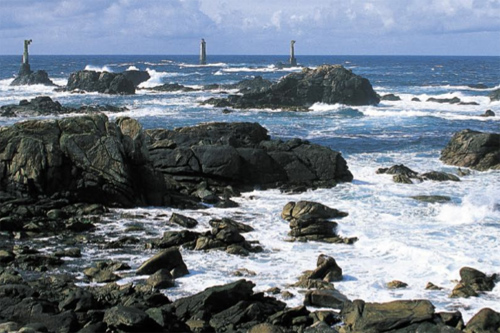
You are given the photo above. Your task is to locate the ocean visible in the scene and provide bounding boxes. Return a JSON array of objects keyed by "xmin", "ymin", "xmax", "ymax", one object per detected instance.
[{"xmin": 0, "ymin": 54, "xmax": 499, "ymax": 320}]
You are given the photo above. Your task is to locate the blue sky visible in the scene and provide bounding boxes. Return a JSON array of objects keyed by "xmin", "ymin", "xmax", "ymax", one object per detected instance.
[{"xmin": 0, "ymin": 0, "xmax": 499, "ymax": 55}]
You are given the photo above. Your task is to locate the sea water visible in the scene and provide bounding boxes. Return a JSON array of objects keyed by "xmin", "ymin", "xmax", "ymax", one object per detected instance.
[{"xmin": 0, "ymin": 55, "xmax": 499, "ymax": 321}]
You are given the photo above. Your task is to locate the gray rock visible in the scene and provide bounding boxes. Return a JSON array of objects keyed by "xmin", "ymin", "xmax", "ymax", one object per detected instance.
[
  {"xmin": 464, "ymin": 307, "xmax": 500, "ymax": 333},
  {"xmin": 441, "ymin": 129, "xmax": 500, "ymax": 171},
  {"xmin": 146, "ymin": 269, "xmax": 175, "ymax": 289},
  {"xmin": 168, "ymin": 213, "xmax": 198, "ymax": 228},
  {"xmin": 136, "ymin": 247, "xmax": 189, "ymax": 278},
  {"xmin": 66, "ymin": 70, "xmax": 135, "ymax": 94},
  {"xmin": 304, "ymin": 289, "xmax": 350, "ymax": 309}
]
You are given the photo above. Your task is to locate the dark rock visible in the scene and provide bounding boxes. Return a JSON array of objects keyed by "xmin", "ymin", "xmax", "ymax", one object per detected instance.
[
  {"xmin": 0, "ymin": 114, "xmax": 167, "ymax": 208},
  {"xmin": 122, "ymin": 70, "xmax": 150, "ymax": 87},
  {"xmin": 427, "ymin": 97, "xmax": 461, "ymax": 104},
  {"xmin": 309, "ymin": 254, "xmax": 343, "ymax": 282},
  {"xmin": 392, "ymin": 174, "xmax": 413, "ymax": 183},
  {"xmin": 436, "ymin": 311, "xmax": 464, "ymax": 330},
  {"xmin": 103, "ymin": 305, "xmax": 161, "ymax": 331},
  {"xmin": 412, "ymin": 97, "xmax": 421, "ymax": 102},
  {"xmin": 480, "ymin": 109, "xmax": 496, "ymax": 117},
  {"xmin": 169, "ymin": 213, "xmax": 198, "ymax": 228},
  {"xmin": 381, "ymin": 94, "xmax": 401, "ymax": 101},
  {"xmin": 136, "ymin": 247, "xmax": 189, "ymax": 278},
  {"xmin": 207, "ymin": 65, "xmax": 379, "ymax": 110},
  {"xmin": 10, "ymin": 70, "xmax": 56, "ymax": 86},
  {"xmin": 441, "ymin": 129, "xmax": 500, "ymax": 171},
  {"xmin": 209, "ymin": 217, "xmax": 254, "ymax": 233},
  {"xmin": 304, "ymin": 289, "xmax": 350, "ymax": 309},
  {"xmin": 464, "ymin": 308, "xmax": 500, "ymax": 333},
  {"xmin": 450, "ymin": 267, "xmax": 497, "ymax": 298},
  {"xmin": 146, "ymin": 269, "xmax": 175, "ymax": 289},
  {"xmin": 148, "ymin": 83, "xmax": 197, "ymax": 92},
  {"xmin": 341, "ymin": 299, "xmax": 435, "ymax": 332},
  {"xmin": 459, "ymin": 101, "xmax": 480, "ymax": 105},
  {"xmin": 411, "ymin": 195, "xmax": 451, "ymax": 203},
  {"xmin": 66, "ymin": 70, "xmax": 135, "ymax": 94},
  {"xmin": 426, "ymin": 282, "xmax": 444, "ymax": 290},
  {"xmin": 282, "ymin": 201, "xmax": 348, "ymax": 221},
  {"xmin": 173, "ymin": 279, "xmax": 255, "ymax": 321},
  {"xmin": 421, "ymin": 171, "xmax": 460, "ymax": 182},
  {"xmin": 376, "ymin": 164, "xmax": 419, "ymax": 178},
  {"xmin": 205, "ymin": 76, "xmax": 273, "ymax": 94},
  {"xmin": 489, "ymin": 88, "xmax": 500, "ymax": 102},
  {"xmin": 153, "ymin": 230, "xmax": 200, "ymax": 249}
]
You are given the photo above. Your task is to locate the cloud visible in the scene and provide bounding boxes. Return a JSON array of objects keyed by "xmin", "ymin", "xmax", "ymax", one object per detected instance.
[{"xmin": 0, "ymin": 0, "xmax": 498, "ymax": 55}]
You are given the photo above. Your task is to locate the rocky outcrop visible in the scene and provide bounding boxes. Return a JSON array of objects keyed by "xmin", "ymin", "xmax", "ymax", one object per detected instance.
[
  {"xmin": 464, "ymin": 308, "xmax": 500, "ymax": 333},
  {"xmin": 282, "ymin": 201, "xmax": 356, "ymax": 243},
  {"xmin": 121, "ymin": 70, "xmax": 150, "ymax": 87},
  {"xmin": 204, "ymin": 76, "xmax": 273, "ymax": 94},
  {"xmin": 377, "ymin": 164, "xmax": 462, "ymax": 183},
  {"xmin": 0, "ymin": 96, "xmax": 127, "ymax": 117},
  {"xmin": 481, "ymin": 110, "xmax": 496, "ymax": 117},
  {"xmin": 450, "ymin": 267, "xmax": 497, "ymax": 298},
  {"xmin": 0, "ymin": 114, "xmax": 167, "ymax": 208},
  {"xmin": 147, "ymin": 122, "xmax": 353, "ymax": 199},
  {"xmin": 427, "ymin": 97, "xmax": 461, "ymax": 104},
  {"xmin": 204, "ymin": 65, "xmax": 380, "ymax": 110},
  {"xmin": 66, "ymin": 70, "xmax": 135, "ymax": 94},
  {"xmin": 148, "ymin": 83, "xmax": 197, "ymax": 92},
  {"xmin": 10, "ymin": 66, "xmax": 55, "ymax": 86},
  {"xmin": 381, "ymin": 93, "xmax": 401, "ymax": 101},
  {"xmin": 441, "ymin": 130, "xmax": 500, "ymax": 171},
  {"xmin": 136, "ymin": 247, "xmax": 189, "ymax": 278}
]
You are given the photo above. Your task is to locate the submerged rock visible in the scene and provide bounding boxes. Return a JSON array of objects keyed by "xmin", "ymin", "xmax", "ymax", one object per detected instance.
[
  {"xmin": 481, "ymin": 109, "xmax": 496, "ymax": 117},
  {"xmin": 441, "ymin": 129, "xmax": 500, "ymax": 171},
  {"xmin": 205, "ymin": 65, "xmax": 380, "ymax": 110}
]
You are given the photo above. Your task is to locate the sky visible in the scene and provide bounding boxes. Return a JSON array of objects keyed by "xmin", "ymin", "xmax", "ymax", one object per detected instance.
[{"xmin": 0, "ymin": 0, "xmax": 499, "ymax": 56}]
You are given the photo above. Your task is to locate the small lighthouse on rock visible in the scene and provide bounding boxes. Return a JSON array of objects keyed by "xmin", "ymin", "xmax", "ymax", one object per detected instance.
[{"xmin": 200, "ymin": 38, "xmax": 207, "ymax": 65}]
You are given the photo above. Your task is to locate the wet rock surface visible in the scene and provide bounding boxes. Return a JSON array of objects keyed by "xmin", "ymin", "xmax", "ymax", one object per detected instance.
[
  {"xmin": 204, "ymin": 65, "xmax": 380, "ymax": 110},
  {"xmin": 66, "ymin": 70, "xmax": 136, "ymax": 94},
  {"xmin": 441, "ymin": 129, "xmax": 500, "ymax": 171}
]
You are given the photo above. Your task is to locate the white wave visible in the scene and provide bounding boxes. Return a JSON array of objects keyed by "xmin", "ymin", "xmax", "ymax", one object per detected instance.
[
  {"xmin": 84, "ymin": 64, "xmax": 114, "ymax": 72},
  {"xmin": 419, "ymin": 83, "xmax": 500, "ymax": 92},
  {"xmin": 221, "ymin": 65, "xmax": 303, "ymax": 73},
  {"xmin": 138, "ymin": 68, "xmax": 200, "ymax": 88},
  {"xmin": 126, "ymin": 66, "xmax": 139, "ymax": 71},
  {"xmin": 308, "ymin": 102, "xmax": 347, "ymax": 112},
  {"xmin": 180, "ymin": 62, "xmax": 228, "ymax": 68}
]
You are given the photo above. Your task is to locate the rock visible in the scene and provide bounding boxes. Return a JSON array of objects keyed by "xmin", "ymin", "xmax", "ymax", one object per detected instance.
[
  {"xmin": 436, "ymin": 311, "xmax": 464, "ymax": 330},
  {"xmin": 421, "ymin": 171, "xmax": 460, "ymax": 182},
  {"xmin": 489, "ymin": 88, "xmax": 500, "ymax": 102},
  {"xmin": 207, "ymin": 65, "xmax": 380, "ymax": 110},
  {"xmin": 464, "ymin": 308, "xmax": 500, "ymax": 333},
  {"xmin": 103, "ymin": 305, "xmax": 161, "ymax": 331},
  {"xmin": 387, "ymin": 280, "xmax": 408, "ymax": 289},
  {"xmin": 304, "ymin": 289, "xmax": 350, "ymax": 309},
  {"xmin": 122, "ymin": 70, "xmax": 150, "ymax": 87},
  {"xmin": 412, "ymin": 97, "xmax": 421, "ymax": 102},
  {"xmin": 10, "ymin": 70, "xmax": 56, "ymax": 86},
  {"xmin": 340, "ymin": 299, "xmax": 435, "ymax": 332},
  {"xmin": 426, "ymin": 282, "xmax": 444, "ymax": 290},
  {"xmin": 136, "ymin": 247, "xmax": 189, "ymax": 278},
  {"xmin": 411, "ymin": 195, "xmax": 452, "ymax": 203},
  {"xmin": 146, "ymin": 269, "xmax": 175, "ymax": 289},
  {"xmin": 450, "ymin": 267, "xmax": 497, "ymax": 298},
  {"xmin": 248, "ymin": 323, "xmax": 285, "ymax": 333},
  {"xmin": 381, "ymin": 94, "xmax": 401, "ymax": 101},
  {"xmin": 173, "ymin": 279, "xmax": 256, "ymax": 321},
  {"xmin": 66, "ymin": 70, "xmax": 135, "ymax": 94},
  {"xmin": 480, "ymin": 109, "xmax": 496, "ymax": 117},
  {"xmin": 148, "ymin": 83, "xmax": 197, "ymax": 92},
  {"xmin": 0, "ymin": 114, "xmax": 167, "ymax": 208},
  {"xmin": 393, "ymin": 174, "xmax": 414, "ymax": 184},
  {"xmin": 209, "ymin": 217, "xmax": 254, "ymax": 233},
  {"xmin": 147, "ymin": 122, "xmax": 352, "ymax": 197},
  {"xmin": 376, "ymin": 164, "xmax": 419, "ymax": 178},
  {"xmin": 308, "ymin": 254, "xmax": 343, "ymax": 282},
  {"xmin": 282, "ymin": 201, "xmax": 348, "ymax": 221},
  {"xmin": 205, "ymin": 76, "xmax": 273, "ymax": 94},
  {"xmin": 283, "ymin": 201, "xmax": 351, "ymax": 243},
  {"xmin": 168, "ymin": 213, "xmax": 198, "ymax": 228},
  {"xmin": 441, "ymin": 129, "xmax": 500, "ymax": 171},
  {"xmin": 426, "ymin": 97, "xmax": 461, "ymax": 104},
  {"xmin": 153, "ymin": 230, "xmax": 200, "ymax": 249}
]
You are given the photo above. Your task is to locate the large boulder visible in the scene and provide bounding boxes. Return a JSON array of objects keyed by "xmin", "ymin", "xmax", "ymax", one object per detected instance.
[
  {"xmin": 136, "ymin": 247, "xmax": 189, "ymax": 278},
  {"xmin": 0, "ymin": 114, "xmax": 166, "ymax": 207},
  {"xmin": 205, "ymin": 65, "xmax": 380, "ymax": 110},
  {"xmin": 66, "ymin": 70, "xmax": 135, "ymax": 94},
  {"xmin": 464, "ymin": 308, "xmax": 500, "ymax": 332},
  {"xmin": 122, "ymin": 70, "xmax": 150, "ymax": 87},
  {"xmin": 147, "ymin": 122, "xmax": 353, "ymax": 196},
  {"xmin": 441, "ymin": 130, "xmax": 500, "ymax": 171},
  {"xmin": 450, "ymin": 267, "xmax": 497, "ymax": 298},
  {"xmin": 340, "ymin": 299, "xmax": 435, "ymax": 332}
]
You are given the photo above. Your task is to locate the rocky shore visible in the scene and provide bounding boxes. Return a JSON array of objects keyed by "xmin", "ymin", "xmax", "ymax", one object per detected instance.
[{"xmin": 1, "ymin": 112, "xmax": 499, "ymax": 332}]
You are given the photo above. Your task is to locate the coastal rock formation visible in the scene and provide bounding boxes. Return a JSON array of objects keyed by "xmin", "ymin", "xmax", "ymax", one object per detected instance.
[
  {"xmin": 10, "ymin": 69, "xmax": 56, "ymax": 87},
  {"xmin": 377, "ymin": 164, "xmax": 462, "ymax": 183},
  {"xmin": 282, "ymin": 201, "xmax": 356, "ymax": 243},
  {"xmin": 450, "ymin": 267, "xmax": 497, "ymax": 298},
  {"xmin": 481, "ymin": 109, "xmax": 496, "ymax": 117},
  {"xmin": 441, "ymin": 129, "xmax": 500, "ymax": 171},
  {"xmin": 204, "ymin": 65, "xmax": 380, "ymax": 110},
  {"xmin": 66, "ymin": 70, "xmax": 135, "ymax": 94},
  {"xmin": 294, "ymin": 254, "xmax": 343, "ymax": 290},
  {"xmin": 0, "ymin": 96, "xmax": 127, "ymax": 117},
  {"xmin": 147, "ymin": 122, "xmax": 353, "ymax": 199},
  {"xmin": 204, "ymin": 76, "xmax": 273, "ymax": 94},
  {"xmin": 121, "ymin": 70, "xmax": 150, "ymax": 87},
  {"xmin": 0, "ymin": 114, "xmax": 166, "ymax": 208}
]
